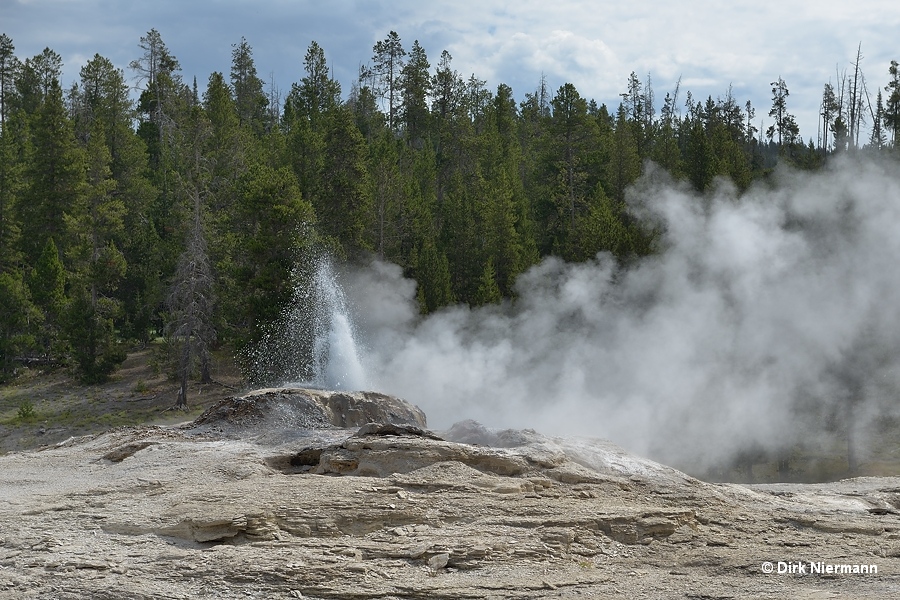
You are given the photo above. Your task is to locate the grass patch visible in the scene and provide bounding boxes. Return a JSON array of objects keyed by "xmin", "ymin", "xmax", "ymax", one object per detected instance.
[
  {"xmin": 16, "ymin": 400, "xmax": 37, "ymax": 422},
  {"xmin": 0, "ymin": 345, "xmax": 242, "ymax": 454}
]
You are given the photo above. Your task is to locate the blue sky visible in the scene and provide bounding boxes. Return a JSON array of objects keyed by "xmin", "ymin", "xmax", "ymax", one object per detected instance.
[{"xmin": 3, "ymin": 0, "xmax": 899, "ymax": 143}]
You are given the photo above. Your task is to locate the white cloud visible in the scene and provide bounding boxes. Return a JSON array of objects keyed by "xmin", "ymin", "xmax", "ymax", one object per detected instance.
[{"xmin": 5, "ymin": 0, "xmax": 897, "ymax": 139}]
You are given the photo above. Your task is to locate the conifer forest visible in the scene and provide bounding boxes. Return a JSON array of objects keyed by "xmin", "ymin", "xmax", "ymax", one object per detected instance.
[{"xmin": 1, "ymin": 29, "xmax": 899, "ymax": 390}]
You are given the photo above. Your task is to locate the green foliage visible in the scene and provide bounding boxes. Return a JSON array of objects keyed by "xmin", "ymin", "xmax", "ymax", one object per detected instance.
[
  {"xmin": 225, "ymin": 164, "xmax": 315, "ymax": 345},
  {"xmin": 0, "ymin": 270, "xmax": 38, "ymax": 380},
  {"xmin": 603, "ymin": 103, "xmax": 641, "ymax": 203},
  {"xmin": 230, "ymin": 37, "xmax": 268, "ymax": 135},
  {"xmin": 370, "ymin": 31, "xmax": 406, "ymax": 130},
  {"xmin": 63, "ymin": 286, "xmax": 126, "ymax": 383},
  {"xmin": 414, "ymin": 238, "xmax": 454, "ymax": 313},
  {"xmin": 400, "ymin": 40, "xmax": 431, "ymax": 143},
  {"xmin": 567, "ymin": 184, "xmax": 633, "ymax": 262},
  {"xmin": 0, "ymin": 119, "xmax": 23, "ymax": 272},
  {"xmin": 28, "ymin": 237, "xmax": 65, "ymax": 314},
  {"xmin": 318, "ymin": 105, "xmax": 374, "ymax": 255},
  {"xmin": 885, "ymin": 61, "xmax": 900, "ymax": 146},
  {"xmin": 2, "ymin": 29, "xmax": 895, "ymax": 389},
  {"xmin": 473, "ymin": 260, "xmax": 502, "ymax": 306},
  {"xmin": 16, "ymin": 399, "xmax": 36, "ymax": 421},
  {"xmin": 19, "ymin": 77, "xmax": 85, "ymax": 266}
]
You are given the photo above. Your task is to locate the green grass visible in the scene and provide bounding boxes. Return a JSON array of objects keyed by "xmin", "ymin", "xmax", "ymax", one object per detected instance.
[{"xmin": 16, "ymin": 400, "xmax": 37, "ymax": 422}]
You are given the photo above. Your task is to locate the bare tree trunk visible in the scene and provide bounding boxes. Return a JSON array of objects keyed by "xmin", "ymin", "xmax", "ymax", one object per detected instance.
[
  {"xmin": 200, "ymin": 353, "xmax": 212, "ymax": 384},
  {"xmin": 176, "ymin": 340, "xmax": 190, "ymax": 408},
  {"xmin": 849, "ymin": 43, "xmax": 863, "ymax": 149}
]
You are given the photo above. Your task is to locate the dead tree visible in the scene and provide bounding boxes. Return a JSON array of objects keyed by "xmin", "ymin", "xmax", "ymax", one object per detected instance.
[{"xmin": 166, "ymin": 190, "xmax": 216, "ymax": 408}]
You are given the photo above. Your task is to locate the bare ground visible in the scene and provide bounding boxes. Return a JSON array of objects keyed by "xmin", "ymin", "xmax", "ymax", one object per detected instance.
[
  {"xmin": 0, "ymin": 347, "xmax": 243, "ymax": 455},
  {"xmin": 2, "ymin": 360, "xmax": 900, "ymax": 597},
  {"xmin": 0, "ymin": 410, "xmax": 899, "ymax": 599}
]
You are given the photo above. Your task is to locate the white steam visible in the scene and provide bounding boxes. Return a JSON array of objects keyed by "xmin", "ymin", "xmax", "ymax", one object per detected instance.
[{"xmin": 342, "ymin": 157, "xmax": 900, "ymax": 469}]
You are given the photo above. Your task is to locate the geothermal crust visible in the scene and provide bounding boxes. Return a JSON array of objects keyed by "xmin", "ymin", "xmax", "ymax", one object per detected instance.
[{"xmin": 1, "ymin": 388, "xmax": 899, "ymax": 599}]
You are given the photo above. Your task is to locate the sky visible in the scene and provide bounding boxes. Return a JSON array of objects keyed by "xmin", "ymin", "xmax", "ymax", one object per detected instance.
[{"xmin": 3, "ymin": 0, "xmax": 899, "ymax": 143}]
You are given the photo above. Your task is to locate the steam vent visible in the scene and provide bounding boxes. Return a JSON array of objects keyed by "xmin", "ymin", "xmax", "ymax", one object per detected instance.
[{"xmin": 1, "ymin": 387, "xmax": 899, "ymax": 598}]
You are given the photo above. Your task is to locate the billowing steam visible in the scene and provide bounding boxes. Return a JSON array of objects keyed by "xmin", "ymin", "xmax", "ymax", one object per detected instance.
[{"xmin": 343, "ymin": 156, "xmax": 900, "ymax": 472}]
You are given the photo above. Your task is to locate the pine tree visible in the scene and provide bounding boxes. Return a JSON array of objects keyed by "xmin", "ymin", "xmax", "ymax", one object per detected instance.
[
  {"xmin": 473, "ymin": 260, "xmax": 502, "ymax": 306},
  {"xmin": 15, "ymin": 47, "xmax": 62, "ymax": 116},
  {"xmin": 820, "ymin": 82, "xmax": 839, "ymax": 152},
  {"xmin": 0, "ymin": 269, "xmax": 38, "ymax": 380},
  {"xmin": 766, "ymin": 77, "xmax": 800, "ymax": 150},
  {"xmin": 283, "ymin": 50, "xmax": 334, "ymax": 213},
  {"xmin": 166, "ymin": 188, "xmax": 216, "ymax": 407},
  {"xmin": 78, "ymin": 119, "xmax": 125, "ymax": 301},
  {"xmin": 0, "ymin": 33, "xmax": 20, "ymax": 128},
  {"xmin": 230, "ymin": 37, "xmax": 268, "ymax": 135},
  {"xmin": 319, "ymin": 105, "xmax": 373, "ymax": 255},
  {"xmin": 567, "ymin": 183, "xmax": 633, "ymax": 262},
  {"xmin": 63, "ymin": 281, "xmax": 126, "ymax": 383},
  {"xmin": 0, "ymin": 34, "xmax": 21, "ymax": 272},
  {"xmin": 684, "ymin": 115, "xmax": 716, "ymax": 192},
  {"xmin": 884, "ymin": 61, "xmax": 900, "ymax": 148},
  {"xmin": 131, "ymin": 29, "xmax": 192, "ymax": 324},
  {"xmin": 202, "ymin": 71, "xmax": 247, "ymax": 206},
  {"xmin": 369, "ymin": 129, "xmax": 405, "ymax": 260},
  {"xmin": 19, "ymin": 76, "xmax": 84, "ymax": 266},
  {"xmin": 604, "ymin": 104, "xmax": 641, "ymax": 202},
  {"xmin": 430, "ymin": 50, "xmax": 465, "ymax": 207},
  {"xmin": 651, "ymin": 85, "xmax": 683, "ymax": 177},
  {"xmin": 0, "ymin": 123, "xmax": 20, "ymax": 272},
  {"xmin": 415, "ymin": 237, "xmax": 454, "ymax": 313},
  {"xmin": 130, "ymin": 29, "xmax": 186, "ymax": 186},
  {"xmin": 295, "ymin": 41, "xmax": 341, "ymax": 127},
  {"xmin": 400, "ymin": 40, "xmax": 431, "ymax": 144},
  {"xmin": 227, "ymin": 164, "xmax": 314, "ymax": 345},
  {"xmin": 28, "ymin": 238, "xmax": 66, "ymax": 363},
  {"xmin": 369, "ymin": 31, "xmax": 406, "ymax": 130},
  {"xmin": 620, "ymin": 71, "xmax": 654, "ymax": 158},
  {"xmin": 868, "ymin": 90, "xmax": 886, "ymax": 149},
  {"xmin": 532, "ymin": 83, "xmax": 600, "ymax": 254},
  {"xmin": 72, "ymin": 53, "xmax": 158, "ymax": 341}
]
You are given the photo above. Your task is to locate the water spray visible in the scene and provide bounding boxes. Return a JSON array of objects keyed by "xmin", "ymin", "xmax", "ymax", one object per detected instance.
[{"xmin": 245, "ymin": 252, "xmax": 369, "ymax": 391}]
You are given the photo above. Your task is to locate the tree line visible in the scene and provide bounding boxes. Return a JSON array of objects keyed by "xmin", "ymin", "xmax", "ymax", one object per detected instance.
[{"xmin": 1, "ymin": 30, "xmax": 899, "ymax": 394}]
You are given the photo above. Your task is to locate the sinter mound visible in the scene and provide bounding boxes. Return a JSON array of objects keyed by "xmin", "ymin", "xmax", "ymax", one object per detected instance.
[{"xmin": 0, "ymin": 388, "xmax": 898, "ymax": 599}]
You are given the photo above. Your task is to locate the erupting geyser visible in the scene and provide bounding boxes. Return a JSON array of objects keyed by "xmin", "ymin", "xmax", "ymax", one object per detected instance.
[
  {"xmin": 308, "ymin": 257, "xmax": 368, "ymax": 391},
  {"xmin": 247, "ymin": 253, "xmax": 369, "ymax": 391}
]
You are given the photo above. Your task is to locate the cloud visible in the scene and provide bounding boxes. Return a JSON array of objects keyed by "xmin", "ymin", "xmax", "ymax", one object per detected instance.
[{"xmin": 5, "ymin": 0, "xmax": 898, "ymax": 138}]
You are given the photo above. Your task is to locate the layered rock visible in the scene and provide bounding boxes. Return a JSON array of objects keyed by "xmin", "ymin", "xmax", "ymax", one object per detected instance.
[{"xmin": 0, "ymin": 391, "xmax": 899, "ymax": 599}]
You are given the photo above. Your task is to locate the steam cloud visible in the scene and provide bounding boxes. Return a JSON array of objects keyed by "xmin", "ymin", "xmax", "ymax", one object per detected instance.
[{"xmin": 343, "ymin": 157, "xmax": 900, "ymax": 471}]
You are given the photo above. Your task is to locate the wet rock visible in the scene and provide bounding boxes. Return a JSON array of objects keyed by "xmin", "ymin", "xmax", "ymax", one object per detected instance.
[
  {"xmin": 354, "ymin": 422, "xmax": 442, "ymax": 439},
  {"xmin": 188, "ymin": 388, "xmax": 427, "ymax": 443}
]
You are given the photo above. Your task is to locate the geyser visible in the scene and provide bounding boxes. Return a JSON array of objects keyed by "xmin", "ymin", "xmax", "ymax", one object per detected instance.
[
  {"xmin": 308, "ymin": 257, "xmax": 368, "ymax": 391},
  {"xmin": 247, "ymin": 253, "xmax": 368, "ymax": 391}
]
